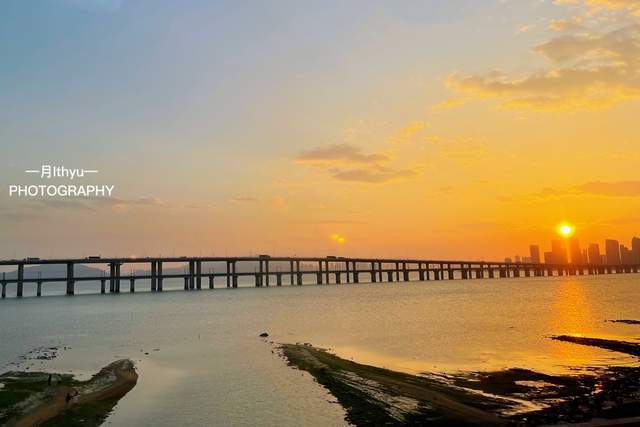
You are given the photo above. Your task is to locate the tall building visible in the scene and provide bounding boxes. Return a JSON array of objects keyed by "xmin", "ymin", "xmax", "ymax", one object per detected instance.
[
  {"xmin": 529, "ymin": 245, "xmax": 541, "ymax": 264},
  {"xmin": 605, "ymin": 239, "xmax": 621, "ymax": 265},
  {"xmin": 568, "ymin": 237, "xmax": 582, "ymax": 264},
  {"xmin": 551, "ymin": 239, "xmax": 568, "ymax": 264},
  {"xmin": 588, "ymin": 243, "xmax": 601, "ymax": 265},
  {"xmin": 621, "ymin": 245, "xmax": 635, "ymax": 265},
  {"xmin": 632, "ymin": 237, "xmax": 640, "ymax": 264},
  {"xmin": 544, "ymin": 252, "xmax": 553, "ymax": 264}
]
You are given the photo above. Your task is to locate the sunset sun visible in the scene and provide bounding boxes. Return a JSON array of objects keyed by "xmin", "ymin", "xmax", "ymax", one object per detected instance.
[{"xmin": 557, "ymin": 223, "xmax": 575, "ymax": 238}]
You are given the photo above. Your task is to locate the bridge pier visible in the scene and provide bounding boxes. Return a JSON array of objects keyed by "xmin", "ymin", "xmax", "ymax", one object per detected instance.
[
  {"xmin": 403, "ymin": 262, "xmax": 409, "ymax": 281},
  {"xmin": 209, "ymin": 274, "xmax": 214, "ymax": 289},
  {"xmin": 130, "ymin": 276, "xmax": 135, "ymax": 293},
  {"xmin": 264, "ymin": 260, "xmax": 270, "ymax": 287},
  {"xmin": 296, "ymin": 260, "xmax": 302, "ymax": 285},
  {"xmin": 226, "ymin": 261, "xmax": 231, "ymax": 288},
  {"xmin": 370, "ymin": 262, "xmax": 377, "ymax": 283},
  {"xmin": 151, "ymin": 261, "xmax": 157, "ymax": 291},
  {"xmin": 335, "ymin": 271, "xmax": 341, "ymax": 284},
  {"xmin": 184, "ymin": 276, "xmax": 189, "ymax": 290},
  {"xmin": 1, "ymin": 274, "xmax": 6, "ymax": 298},
  {"xmin": 37, "ymin": 280, "xmax": 42, "ymax": 296},
  {"xmin": 157, "ymin": 261, "xmax": 163, "ymax": 291},
  {"xmin": 387, "ymin": 270, "xmax": 393, "ymax": 282},
  {"xmin": 196, "ymin": 261, "xmax": 202, "ymax": 290},
  {"xmin": 16, "ymin": 263, "xmax": 24, "ymax": 298},
  {"xmin": 317, "ymin": 261, "xmax": 323, "ymax": 284},
  {"xmin": 100, "ymin": 277, "xmax": 106, "ymax": 294},
  {"xmin": 290, "ymin": 260, "xmax": 295, "ymax": 285},
  {"xmin": 276, "ymin": 272, "xmax": 282, "ymax": 286},
  {"xmin": 232, "ymin": 261, "xmax": 238, "ymax": 287},
  {"xmin": 66, "ymin": 262, "xmax": 75, "ymax": 296},
  {"xmin": 354, "ymin": 263, "xmax": 360, "ymax": 283},
  {"xmin": 188, "ymin": 260, "xmax": 195, "ymax": 290}
]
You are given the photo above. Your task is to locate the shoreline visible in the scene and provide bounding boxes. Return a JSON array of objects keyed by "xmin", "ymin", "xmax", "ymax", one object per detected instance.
[
  {"xmin": 280, "ymin": 333, "xmax": 640, "ymax": 426},
  {"xmin": 0, "ymin": 359, "xmax": 137, "ymax": 427}
]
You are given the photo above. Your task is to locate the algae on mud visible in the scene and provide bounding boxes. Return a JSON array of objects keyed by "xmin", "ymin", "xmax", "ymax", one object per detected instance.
[{"xmin": 0, "ymin": 359, "xmax": 137, "ymax": 427}]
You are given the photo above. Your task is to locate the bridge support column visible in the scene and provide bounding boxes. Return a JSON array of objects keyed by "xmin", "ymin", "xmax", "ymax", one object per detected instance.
[
  {"xmin": 488, "ymin": 268, "xmax": 494, "ymax": 278},
  {"xmin": 100, "ymin": 277, "xmax": 106, "ymax": 294},
  {"xmin": 232, "ymin": 262, "xmax": 238, "ymax": 288},
  {"xmin": 1, "ymin": 275, "xmax": 6, "ymax": 298},
  {"xmin": 184, "ymin": 276, "xmax": 189, "ymax": 290},
  {"xmin": 226, "ymin": 261, "xmax": 231, "ymax": 288},
  {"xmin": 335, "ymin": 271, "xmax": 341, "ymax": 284},
  {"xmin": 418, "ymin": 263, "xmax": 425, "ymax": 281},
  {"xmin": 317, "ymin": 261, "xmax": 323, "ymax": 284},
  {"xmin": 370, "ymin": 262, "xmax": 377, "ymax": 283},
  {"xmin": 196, "ymin": 261, "xmax": 202, "ymax": 289},
  {"xmin": 387, "ymin": 270, "xmax": 393, "ymax": 282},
  {"xmin": 109, "ymin": 263, "xmax": 115, "ymax": 292},
  {"xmin": 290, "ymin": 260, "xmax": 295, "ymax": 285},
  {"xmin": 115, "ymin": 263, "xmax": 121, "ymax": 292},
  {"xmin": 157, "ymin": 262, "xmax": 163, "ymax": 291},
  {"xmin": 130, "ymin": 277, "xmax": 135, "ymax": 293},
  {"xmin": 265, "ymin": 260, "xmax": 270, "ymax": 287},
  {"xmin": 403, "ymin": 263, "xmax": 409, "ymax": 281},
  {"xmin": 37, "ymin": 281, "xmax": 42, "ymax": 297},
  {"xmin": 66, "ymin": 262, "xmax": 75, "ymax": 296},
  {"xmin": 353, "ymin": 263, "xmax": 359, "ymax": 283},
  {"xmin": 17, "ymin": 263, "xmax": 24, "ymax": 298},
  {"xmin": 276, "ymin": 272, "xmax": 282, "ymax": 286},
  {"xmin": 461, "ymin": 267, "xmax": 468, "ymax": 280},
  {"xmin": 209, "ymin": 275, "xmax": 214, "ymax": 289},
  {"xmin": 499, "ymin": 268, "xmax": 507, "ymax": 278},
  {"xmin": 151, "ymin": 261, "xmax": 157, "ymax": 292},
  {"xmin": 188, "ymin": 260, "xmax": 195, "ymax": 290},
  {"xmin": 296, "ymin": 260, "xmax": 302, "ymax": 285}
]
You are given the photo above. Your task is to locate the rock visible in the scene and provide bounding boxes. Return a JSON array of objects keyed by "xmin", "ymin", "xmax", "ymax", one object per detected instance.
[{"xmin": 259, "ymin": 332, "xmax": 269, "ymax": 337}]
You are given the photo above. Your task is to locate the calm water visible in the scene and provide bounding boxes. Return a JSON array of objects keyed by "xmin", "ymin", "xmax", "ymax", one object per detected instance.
[{"xmin": 1, "ymin": 275, "xmax": 640, "ymax": 426}]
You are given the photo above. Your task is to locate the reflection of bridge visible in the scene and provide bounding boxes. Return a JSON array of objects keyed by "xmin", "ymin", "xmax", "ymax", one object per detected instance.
[{"xmin": 1, "ymin": 256, "xmax": 639, "ymax": 298}]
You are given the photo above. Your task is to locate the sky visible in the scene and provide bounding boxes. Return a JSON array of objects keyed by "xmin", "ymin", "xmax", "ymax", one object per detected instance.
[{"xmin": 1, "ymin": 0, "xmax": 639, "ymax": 261}]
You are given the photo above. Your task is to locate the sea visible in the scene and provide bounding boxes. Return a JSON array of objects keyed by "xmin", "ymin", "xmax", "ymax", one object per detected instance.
[{"xmin": 1, "ymin": 274, "xmax": 639, "ymax": 426}]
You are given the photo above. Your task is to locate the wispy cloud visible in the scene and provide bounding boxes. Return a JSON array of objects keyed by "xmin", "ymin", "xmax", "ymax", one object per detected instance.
[
  {"xmin": 446, "ymin": 3, "xmax": 640, "ymax": 112},
  {"xmin": 229, "ymin": 196, "xmax": 259, "ymax": 203},
  {"xmin": 295, "ymin": 144, "xmax": 389, "ymax": 164},
  {"xmin": 500, "ymin": 180, "xmax": 640, "ymax": 201}
]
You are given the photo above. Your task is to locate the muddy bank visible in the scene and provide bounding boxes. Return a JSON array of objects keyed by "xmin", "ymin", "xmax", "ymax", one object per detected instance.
[
  {"xmin": 0, "ymin": 359, "xmax": 137, "ymax": 427},
  {"xmin": 281, "ymin": 343, "xmax": 511, "ymax": 426},
  {"xmin": 281, "ymin": 337, "xmax": 640, "ymax": 426}
]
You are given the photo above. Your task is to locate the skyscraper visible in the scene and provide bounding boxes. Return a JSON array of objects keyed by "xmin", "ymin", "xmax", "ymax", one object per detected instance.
[
  {"xmin": 605, "ymin": 239, "xmax": 621, "ymax": 265},
  {"xmin": 632, "ymin": 237, "xmax": 640, "ymax": 264},
  {"xmin": 551, "ymin": 239, "xmax": 568, "ymax": 264},
  {"xmin": 568, "ymin": 237, "xmax": 582, "ymax": 264},
  {"xmin": 621, "ymin": 245, "xmax": 634, "ymax": 265},
  {"xmin": 529, "ymin": 245, "xmax": 541, "ymax": 264},
  {"xmin": 588, "ymin": 243, "xmax": 601, "ymax": 265}
]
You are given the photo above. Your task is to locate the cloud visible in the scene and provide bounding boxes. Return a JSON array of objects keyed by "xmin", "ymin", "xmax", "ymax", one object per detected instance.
[
  {"xmin": 386, "ymin": 121, "xmax": 429, "ymax": 145},
  {"xmin": 330, "ymin": 166, "xmax": 416, "ymax": 183},
  {"xmin": 517, "ymin": 24, "xmax": 536, "ymax": 34},
  {"xmin": 576, "ymin": 180, "xmax": 640, "ymax": 196},
  {"xmin": 431, "ymin": 98, "xmax": 467, "ymax": 110},
  {"xmin": 549, "ymin": 17, "xmax": 583, "ymax": 32},
  {"xmin": 295, "ymin": 144, "xmax": 389, "ymax": 164},
  {"xmin": 294, "ymin": 121, "xmax": 424, "ymax": 184},
  {"xmin": 555, "ymin": 0, "xmax": 640, "ymax": 16},
  {"xmin": 500, "ymin": 180, "xmax": 640, "ymax": 201},
  {"xmin": 446, "ymin": 6, "xmax": 640, "ymax": 112},
  {"xmin": 229, "ymin": 196, "xmax": 259, "ymax": 203}
]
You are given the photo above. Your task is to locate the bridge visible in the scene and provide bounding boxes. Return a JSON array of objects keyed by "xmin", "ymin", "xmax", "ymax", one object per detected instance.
[{"xmin": 1, "ymin": 255, "xmax": 639, "ymax": 298}]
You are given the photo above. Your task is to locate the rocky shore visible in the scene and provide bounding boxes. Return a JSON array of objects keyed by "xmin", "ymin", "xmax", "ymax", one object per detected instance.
[{"xmin": 0, "ymin": 359, "xmax": 137, "ymax": 427}]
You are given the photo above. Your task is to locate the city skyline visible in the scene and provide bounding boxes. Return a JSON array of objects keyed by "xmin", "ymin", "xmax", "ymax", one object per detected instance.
[{"xmin": 508, "ymin": 235, "xmax": 640, "ymax": 266}]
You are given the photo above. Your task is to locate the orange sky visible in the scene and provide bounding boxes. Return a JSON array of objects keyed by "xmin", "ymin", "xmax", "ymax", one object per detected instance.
[{"xmin": 1, "ymin": 0, "xmax": 639, "ymax": 260}]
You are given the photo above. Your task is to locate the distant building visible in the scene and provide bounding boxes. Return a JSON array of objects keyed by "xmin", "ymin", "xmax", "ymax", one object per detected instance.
[
  {"xmin": 568, "ymin": 237, "xmax": 582, "ymax": 264},
  {"xmin": 529, "ymin": 245, "xmax": 541, "ymax": 264},
  {"xmin": 605, "ymin": 239, "xmax": 621, "ymax": 265},
  {"xmin": 551, "ymin": 239, "xmax": 568, "ymax": 264},
  {"xmin": 514, "ymin": 255, "xmax": 521, "ymax": 263},
  {"xmin": 504, "ymin": 257, "xmax": 513, "ymax": 263},
  {"xmin": 620, "ymin": 245, "xmax": 635, "ymax": 265},
  {"xmin": 522, "ymin": 256, "xmax": 532, "ymax": 263},
  {"xmin": 588, "ymin": 243, "xmax": 601, "ymax": 265},
  {"xmin": 543, "ymin": 252, "xmax": 553, "ymax": 264},
  {"xmin": 582, "ymin": 249, "xmax": 589, "ymax": 265},
  {"xmin": 632, "ymin": 237, "xmax": 640, "ymax": 264}
]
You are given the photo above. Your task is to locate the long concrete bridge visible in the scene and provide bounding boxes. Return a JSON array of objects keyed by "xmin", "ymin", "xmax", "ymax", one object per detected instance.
[{"xmin": 1, "ymin": 255, "xmax": 639, "ymax": 298}]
